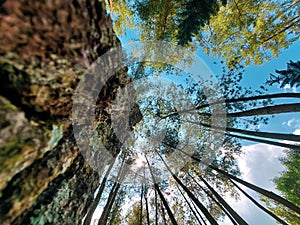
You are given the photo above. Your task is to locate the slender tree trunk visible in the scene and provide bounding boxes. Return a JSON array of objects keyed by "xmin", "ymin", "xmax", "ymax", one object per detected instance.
[
  {"xmin": 184, "ymin": 120, "xmax": 300, "ymax": 149},
  {"xmin": 191, "ymin": 200, "xmax": 208, "ymax": 225},
  {"xmin": 97, "ymin": 181, "xmax": 120, "ymax": 225},
  {"xmin": 198, "ymin": 121, "xmax": 300, "ymax": 142},
  {"xmin": 155, "ymin": 188, "xmax": 158, "ymax": 225},
  {"xmin": 196, "ymin": 175, "xmax": 248, "ymax": 225},
  {"xmin": 144, "ymin": 186, "xmax": 151, "ymax": 225},
  {"xmin": 188, "ymin": 175, "xmax": 238, "ymax": 225},
  {"xmin": 176, "ymin": 183, "xmax": 203, "ymax": 225},
  {"xmin": 160, "ymin": 201, "xmax": 168, "ymax": 225},
  {"xmin": 161, "ymin": 93, "xmax": 300, "ymax": 119},
  {"xmin": 231, "ymin": 180, "xmax": 289, "ymax": 225},
  {"xmin": 176, "ymin": 103, "xmax": 300, "ymax": 118},
  {"xmin": 145, "ymin": 156, "xmax": 179, "ymax": 225},
  {"xmin": 226, "ymin": 132, "xmax": 300, "ymax": 150},
  {"xmin": 98, "ymin": 158, "xmax": 126, "ymax": 225},
  {"xmin": 177, "ymin": 149, "xmax": 300, "ymax": 215},
  {"xmin": 140, "ymin": 185, "xmax": 144, "ymax": 225},
  {"xmin": 226, "ymin": 103, "xmax": 300, "ymax": 117},
  {"xmin": 84, "ymin": 158, "xmax": 116, "ymax": 225},
  {"xmin": 156, "ymin": 152, "xmax": 219, "ymax": 225}
]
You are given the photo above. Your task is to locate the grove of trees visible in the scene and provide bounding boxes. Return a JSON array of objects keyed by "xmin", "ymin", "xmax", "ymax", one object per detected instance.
[{"xmin": 0, "ymin": 0, "xmax": 299, "ymax": 225}]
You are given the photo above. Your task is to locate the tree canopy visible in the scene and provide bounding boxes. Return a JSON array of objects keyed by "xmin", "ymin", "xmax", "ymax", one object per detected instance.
[{"xmin": 1, "ymin": 0, "xmax": 300, "ymax": 225}]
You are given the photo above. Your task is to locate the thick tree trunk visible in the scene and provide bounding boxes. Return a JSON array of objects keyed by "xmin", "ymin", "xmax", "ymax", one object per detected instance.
[{"xmin": 0, "ymin": 1, "xmax": 141, "ymax": 225}]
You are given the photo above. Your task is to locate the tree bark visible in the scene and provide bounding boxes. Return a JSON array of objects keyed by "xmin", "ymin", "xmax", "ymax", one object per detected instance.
[
  {"xmin": 0, "ymin": 1, "xmax": 141, "ymax": 225},
  {"xmin": 98, "ymin": 158, "xmax": 127, "ymax": 225}
]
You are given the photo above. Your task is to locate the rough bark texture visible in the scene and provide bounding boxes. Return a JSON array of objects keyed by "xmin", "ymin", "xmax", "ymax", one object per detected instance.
[{"xmin": 0, "ymin": 0, "xmax": 140, "ymax": 225}]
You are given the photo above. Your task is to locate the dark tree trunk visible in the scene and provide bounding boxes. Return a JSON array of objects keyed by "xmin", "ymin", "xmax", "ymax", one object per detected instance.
[
  {"xmin": 0, "ymin": 1, "xmax": 141, "ymax": 225},
  {"xmin": 84, "ymin": 159, "xmax": 116, "ymax": 225}
]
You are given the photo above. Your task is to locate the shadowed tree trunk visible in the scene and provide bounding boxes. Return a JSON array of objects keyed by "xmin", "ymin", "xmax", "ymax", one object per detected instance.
[
  {"xmin": 0, "ymin": 1, "xmax": 142, "ymax": 225},
  {"xmin": 230, "ymin": 180, "xmax": 289, "ymax": 225},
  {"xmin": 98, "ymin": 157, "xmax": 127, "ymax": 225},
  {"xmin": 84, "ymin": 158, "xmax": 116, "ymax": 225},
  {"xmin": 155, "ymin": 151, "xmax": 219, "ymax": 225},
  {"xmin": 180, "ymin": 150, "xmax": 300, "ymax": 215},
  {"xmin": 187, "ymin": 175, "xmax": 238, "ymax": 225},
  {"xmin": 176, "ymin": 183, "xmax": 204, "ymax": 225},
  {"xmin": 146, "ymin": 156, "xmax": 179, "ymax": 225},
  {"xmin": 144, "ymin": 185, "xmax": 151, "ymax": 225}
]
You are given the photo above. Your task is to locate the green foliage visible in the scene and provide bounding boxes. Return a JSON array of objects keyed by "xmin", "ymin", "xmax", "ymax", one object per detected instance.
[
  {"xmin": 200, "ymin": 0, "xmax": 300, "ymax": 66},
  {"xmin": 134, "ymin": 0, "xmax": 226, "ymax": 46},
  {"xmin": 177, "ymin": 0, "xmax": 222, "ymax": 46},
  {"xmin": 125, "ymin": 202, "xmax": 147, "ymax": 225},
  {"xmin": 275, "ymin": 149, "xmax": 300, "ymax": 206},
  {"xmin": 261, "ymin": 149, "xmax": 300, "ymax": 225},
  {"xmin": 110, "ymin": 0, "xmax": 135, "ymax": 36},
  {"xmin": 267, "ymin": 60, "xmax": 300, "ymax": 88}
]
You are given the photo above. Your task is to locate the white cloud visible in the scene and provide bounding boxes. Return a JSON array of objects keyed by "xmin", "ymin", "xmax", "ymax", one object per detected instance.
[
  {"xmin": 221, "ymin": 143, "xmax": 286, "ymax": 225},
  {"xmin": 283, "ymin": 84, "xmax": 298, "ymax": 93},
  {"xmin": 284, "ymin": 118, "xmax": 300, "ymax": 129},
  {"xmin": 293, "ymin": 129, "xmax": 300, "ymax": 135},
  {"xmin": 287, "ymin": 118, "xmax": 294, "ymax": 127}
]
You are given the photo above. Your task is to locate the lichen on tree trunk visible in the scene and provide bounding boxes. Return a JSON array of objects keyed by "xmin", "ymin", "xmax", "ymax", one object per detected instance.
[{"xmin": 0, "ymin": 0, "xmax": 139, "ymax": 224}]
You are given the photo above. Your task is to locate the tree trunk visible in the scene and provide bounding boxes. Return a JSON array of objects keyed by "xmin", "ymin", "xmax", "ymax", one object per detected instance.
[
  {"xmin": 176, "ymin": 183, "xmax": 203, "ymax": 225},
  {"xmin": 231, "ymin": 180, "xmax": 289, "ymax": 225},
  {"xmin": 0, "ymin": 1, "xmax": 141, "ymax": 225},
  {"xmin": 155, "ymin": 188, "xmax": 159, "ymax": 225},
  {"xmin": 197, "ymin": 176, "xmax": 248, "ymax": 225},
  {"xmin": 184, "ymin": 119, "xmax": 300, "ymax": 149},
  {"xmin": 188, "ymin": 175, "xmax": 238, "ymax": 225},
  {"xmin": 98, "ymin": 158, "xmax": 126, "ymax": 225},
  {"xmin": 198, "ymin": 122, "xmax": 300, "ymax": 142},
  {"xmin": 146, "ymin": 156, "xmax": 178, "ymax": 225},
  {"xmin": 84, "ymin": 159, "xmax": 116, "ymax": 225},
  {"xmin": 181, "ymin": 151, "xmax": 300, "ymax": 215},
  {"xmin": 144, "ymin": 186, "xmax": 151, "ymax": 225},
  {"xmin": 139, "ymin": 185, "xmax": 143, "ymax": 225},
  {"xmin": 156, "ymin": 152, "xmax": 219, "ymax": 225},
  {"xmin": 226, "ymin": 103, "xmax": 300, "ymax": 117},
  {"xmin": 161, "ymin": 92, "xmax": 300, "ymax": 119}
]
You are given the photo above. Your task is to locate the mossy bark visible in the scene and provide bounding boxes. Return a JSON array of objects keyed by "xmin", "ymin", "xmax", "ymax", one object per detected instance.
[{"xmin": 0, "ymin": 0, "xmax": 139, "ymax": 224}]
